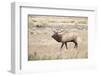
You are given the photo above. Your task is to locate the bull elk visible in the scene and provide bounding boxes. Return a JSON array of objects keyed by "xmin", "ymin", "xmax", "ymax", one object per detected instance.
[{"xmin": 52, "ymin": 30, "xmax": 80, "ymax": 49}]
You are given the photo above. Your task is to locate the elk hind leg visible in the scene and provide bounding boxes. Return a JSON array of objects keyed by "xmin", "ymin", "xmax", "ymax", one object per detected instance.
[{"xmin": 74, "ymin": 41, "xmax": 78, "ymax": 48}]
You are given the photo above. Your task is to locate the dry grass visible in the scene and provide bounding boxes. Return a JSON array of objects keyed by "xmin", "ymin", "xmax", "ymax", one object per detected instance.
[{"xmin": 28, "ymin": 15, "xmax": 88, "ymax": 61}]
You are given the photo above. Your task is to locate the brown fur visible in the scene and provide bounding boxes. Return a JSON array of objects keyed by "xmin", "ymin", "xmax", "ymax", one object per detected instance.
[{"xmin": 52, "ymin": 31, "xmax": 79, "ymax": 49}]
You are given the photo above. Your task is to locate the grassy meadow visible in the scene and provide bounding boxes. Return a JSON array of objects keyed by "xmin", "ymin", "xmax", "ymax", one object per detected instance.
[{"xmin": 28, "ymin": 15, "xmax": 88, "ymax": 61}]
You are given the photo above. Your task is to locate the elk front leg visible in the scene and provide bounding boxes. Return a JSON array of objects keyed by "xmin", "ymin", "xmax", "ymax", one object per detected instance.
[
  {"xmin": 61, "ymin": 43, "xmax": 64, "ymax": 49},
  {"xmin": 65, "ymin": 42, "xmax": 68, "ymax": 49}
]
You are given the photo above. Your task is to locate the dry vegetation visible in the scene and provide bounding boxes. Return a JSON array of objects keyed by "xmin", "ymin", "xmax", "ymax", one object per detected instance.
[{"xmin": 28, "ymin": 15, "xmax": 88, "ymax": 61}]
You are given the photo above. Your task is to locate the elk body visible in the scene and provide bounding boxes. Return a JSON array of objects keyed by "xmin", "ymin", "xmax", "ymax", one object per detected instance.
[{"xmin": 52, "ymin": 31, "xmax": 80, "ymax": 49}]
